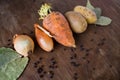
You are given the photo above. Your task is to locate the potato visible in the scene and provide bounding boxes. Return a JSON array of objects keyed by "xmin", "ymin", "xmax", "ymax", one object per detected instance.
[
  {"xmin": 74, "ymin": 6, "xmax": 97, "ymax": 24},
  {"xmin": 65, "ymin": 11, "xmax": 87, "ymax": 33}
]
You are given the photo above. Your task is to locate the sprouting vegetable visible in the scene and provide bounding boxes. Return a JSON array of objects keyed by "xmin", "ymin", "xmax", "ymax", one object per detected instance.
[
  {"xmin": 74, "ymin": 5, "xmax": 97, "ymax": 24},
  {"xmin": 13, "ymin": 34, "xmax": 34, "ymax": 57},
  {"xmin": 86, "ymin": 0, "xmax": 95, "ymax": 10},
  {"xmin": 0, "ymin": 47, "xmax": 28, "ymax": 80},
  {"xmin": 65, "ymin": 11, "xmax": 87, "ymax": 33},
  {"xmin": 86, "ymin": 0, "xmax": 112, "ymax": 26},
  {"xmin": 34, "ymin": 24, "xmax": 54, "ymax": 52},
  {"xmin": 95, "ymin": 16, "xmax": 112, "ymax": 26},
  {"xmin": 38, "ymin": 3, "xmax": 76, "ymax": 47}
]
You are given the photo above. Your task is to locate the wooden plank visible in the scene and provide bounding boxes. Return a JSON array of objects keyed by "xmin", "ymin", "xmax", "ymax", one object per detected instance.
[{"xmin": 0, "ymin": 0, "xmax": 120, "ymax": 80}]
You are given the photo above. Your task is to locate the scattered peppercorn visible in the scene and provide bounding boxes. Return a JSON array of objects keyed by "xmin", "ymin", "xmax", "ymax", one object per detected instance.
[
  {"xmin": 37, "ymin": 67, "xmax": 43, "ymax": 73},
  {"xmin": 85, "ymin": 49, "xmax": 91, "ymax": 52},
  {"xmin": 64, "ymin": 48, "xmax": 67, "ymax": 51},
  {"xmin": 109, "ymin": 65, "xmax": 112, "ymax": 68},
  {"xmin": 82, "ymin": 57, "xmax": 86, "ymax": 60},
  {"xmin": 85, "ymin": 53, "xmax": 89, "ymax": 57},
  {"xmin": 8, "ymin": 39, "xmax": 11, "ymax": 42},
  {"xmin": 101, "ymin": 42, "xmax": 104, "ymax": 45},
  {"xmin": 102, "ymin": 38, "xmax": 106, "ymax": 41},
  {"xmin": 54, "ymin": 65, "xmax": 58, "ymax": 68},
  {"xmin": 94, "ymin": 31, "xmax": 97, "ymax": 34},
  {"xmin": 49, "ymin": 65, "xmax": 54, "ymax": 69},
  {"xmin": 73, "ymin": 53, "xmax": 77, "ymax": 58},
  {"xmin": 75, "ymin": 63, "xmax": 80, "ymax": 67},
  {"xmin": 7, "ymin": 43, "xmax": 11, "ymax": 46},
  {"xmin": 40, "ymin": 74, "xmax": 44, "ymax": 78},
  {"xmin": 34, "ymin": 62, "xmax": 38, "ymax": 66},
  {"xmin": 73, "ymin": 72, "xmax": 78, "ymax": 80},
  {"xmin": 50, "ymin": 58, "xmax": 55, "ymax": 61},
  {"xmin": 74, "ymin": 72, "xmax": 78, "ymax": 76},
  {"xmin": 87, "ymin": 60, "xmax": 90, "ymax": 64},
  {"xmin": 80, "ymin": 47, "xmax": 85, "ymax": 51},
  {"xmin": 52, "ymin": 61, "xmax": 57, "ymax": 65},
  {"xmin": 71, "ymin": 48, "xmax": 75, "ymax": 52},
  {"xmin": 48, "ymin": 70, "xmax": 54, "ymax": 78},
  {"xmin": 34, "ymin": 65, "xmax": 37, "ymax": 68},
  {"xmin": 39, "ymin": 57, "xmax": 43, "ymax": 60},
  {"xmin": 41, "ymin": 65, "xmax": 44, "ymax": 68},
  {"xmin": 97, "ymin": 42, "xmax": 104, "ymax": 46},
  {"xmin": 51, "ymin": 58, "xmax": 57, "ymax": 65},
  {"xmin": 36, "ymin": 61, "xmax": 40, "ymax": 64},
  {"xmin": 71, "ymin": 61, "xmax": 80, "ymax": 67},
  {"xmin": 97, "ymin": 43, "xmax": 101, "ymax": 46},
  {"xmin": 74, "ymin": 76, "xmax": 78, "ymax": 80},
  {"xmin": 30, "ymin": 31, "xmax": 34, "ymax": 34},
  {"xmin": 93, "ymin": 67, "xmax": 96, "ymax": 70},
  {"xmin": 70, "ymin": 56, "xmax": 74, "ymax": 60},
  {"xmin": 90, "ymin": 38, "xmax": 94, "ymax": 42},
  {"xmin": 43, "ymin": 71, "xmax": 47, "ymax": 74},
  {"xmin": 80, "ymin": 44, "xmax": 83, "ymax": 48},
  {"xmin": 32, "ymin": 0, "xmax": 36, "ymax": 2}
]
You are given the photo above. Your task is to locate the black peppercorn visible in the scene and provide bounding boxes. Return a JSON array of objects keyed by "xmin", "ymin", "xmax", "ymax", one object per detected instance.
[
  {"xmin": 8, "ymin": 39, "xmax": 11, "ymax": 42},
  {"xmin": 39, "ymin": 57, "xmax": 43, "ymax": 60},
  {"xmin": 90, "ymin": 39, "xmax": 94, "ymax": 42},
  {"xmin": 40, "ymin": 74, "xmax": 44, "ymax": 78},
  {"xmin": 37, "ymin": 67, "xmax": 43, "ymax": 73}
]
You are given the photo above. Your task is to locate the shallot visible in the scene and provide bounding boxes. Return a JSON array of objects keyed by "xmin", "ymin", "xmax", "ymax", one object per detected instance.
[
  {"xmin": 13, "ymin": 34, "xmax": 34, "ymax": 57},
  {"xmin": 34, "ymin": 24, "xmax": 54, "ymax": 52}
]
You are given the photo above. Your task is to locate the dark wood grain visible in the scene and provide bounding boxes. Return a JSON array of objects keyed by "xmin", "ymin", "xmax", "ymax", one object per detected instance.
[{"xmin": 0, "ymin": 0, "xmax": 120, "ymax": 80}]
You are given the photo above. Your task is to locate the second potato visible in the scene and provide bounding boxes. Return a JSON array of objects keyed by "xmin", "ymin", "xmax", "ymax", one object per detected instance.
[{"xmin": 65, "ymin": 11, "xmax": 87, "ymax": 33}]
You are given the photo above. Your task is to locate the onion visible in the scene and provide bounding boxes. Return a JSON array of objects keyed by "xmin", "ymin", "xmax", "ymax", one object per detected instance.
[
  {"xmin": 13, "ymin": 34, "xmax": 34, "ymax": 57},
  {"xmin": 34, "ymin": 24, "xmax": 54, "ymax": 52}
]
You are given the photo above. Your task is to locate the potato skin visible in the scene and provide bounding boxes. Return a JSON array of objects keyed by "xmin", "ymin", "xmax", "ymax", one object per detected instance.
[
  {"xmin": 65, "ymin": 11, "xmax": 87, "ymax": 33},
  {"xmin": 74, "ymin": 6, "xmax": 97, "ymax": 24}
]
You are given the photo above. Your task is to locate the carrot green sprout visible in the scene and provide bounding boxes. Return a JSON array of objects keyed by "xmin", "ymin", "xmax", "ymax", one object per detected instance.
[{"xmin": 38, "ymin": 3, "xmax": 52, "ymax": 19}]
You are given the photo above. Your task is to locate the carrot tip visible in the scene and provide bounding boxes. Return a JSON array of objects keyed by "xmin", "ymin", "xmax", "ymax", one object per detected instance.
[{"xmin": 72, "ymin": 45, "xmax": 76, "ymax": 48}]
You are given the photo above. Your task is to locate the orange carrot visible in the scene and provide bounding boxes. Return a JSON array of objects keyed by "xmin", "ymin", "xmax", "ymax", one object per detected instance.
[
  {"xmin": 34, "ymin": 24, "xmax": 54, "ymax": 52},
  {"xmin": 38, "ymin": 3, "xmax": 76, "ymax": 47}
]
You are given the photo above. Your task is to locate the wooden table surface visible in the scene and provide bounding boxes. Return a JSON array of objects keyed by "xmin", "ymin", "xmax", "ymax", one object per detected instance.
[{"xmin": 0, "ymin": 0, "xmax": 120, "ymax": 80}]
